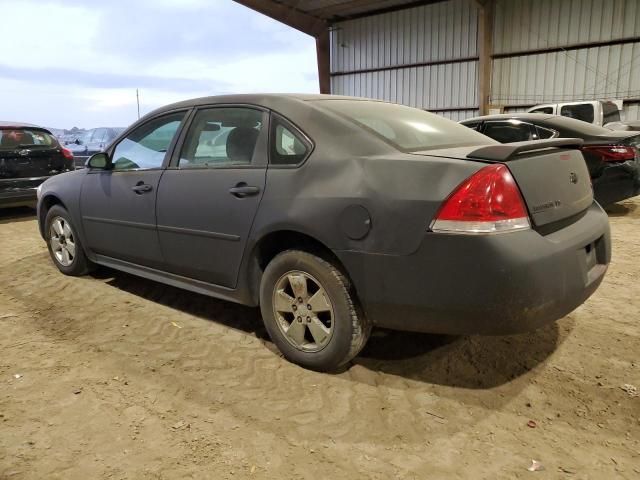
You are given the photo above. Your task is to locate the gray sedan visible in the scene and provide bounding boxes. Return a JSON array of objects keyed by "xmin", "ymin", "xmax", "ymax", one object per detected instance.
[{"xmin": 37, "ymin": 94, "xmax": 611, "ymax": 371}]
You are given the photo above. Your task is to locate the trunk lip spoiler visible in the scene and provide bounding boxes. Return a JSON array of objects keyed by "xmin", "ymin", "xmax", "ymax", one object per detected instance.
[{"xmin": 467, "ymin": 138, "xmax": 584, "ymax": 162}]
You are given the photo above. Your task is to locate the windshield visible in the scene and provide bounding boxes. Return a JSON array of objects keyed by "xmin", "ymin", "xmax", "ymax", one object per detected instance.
[
  {"xmin": 0, "ymin": 128, "xmax": 58, "ymax": 150},
  {"xmin": 314, "ymin": 100, "xmax": 495, "ymax": 152}
]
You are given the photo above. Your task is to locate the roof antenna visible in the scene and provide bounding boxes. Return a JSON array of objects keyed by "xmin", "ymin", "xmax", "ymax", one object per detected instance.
[{"xmin": 136, "ymin": 89, "xmax": 140, "ymax": 119}]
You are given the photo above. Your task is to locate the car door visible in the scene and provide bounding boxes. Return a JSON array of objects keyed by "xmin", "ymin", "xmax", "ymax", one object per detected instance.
[
  {"xmin": 155, "ymin": 106, "xmax": 268, "ymax": 287},
  {"xmin": 80, "ymin": 111, "xmax": 187, "ymax": 269}
]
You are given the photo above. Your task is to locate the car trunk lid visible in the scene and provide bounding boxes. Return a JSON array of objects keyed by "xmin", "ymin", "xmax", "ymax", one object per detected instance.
[
  {"xmin": 411, "ymin": 138, "xmax": 593, "ymax": 230},
  {"xmin": 1, "ymin": 127, "xmax": 69, "ymax": 179},
  {"xmin": 0, "ymin": 146, "xmax": 67, "ymax": 179}
]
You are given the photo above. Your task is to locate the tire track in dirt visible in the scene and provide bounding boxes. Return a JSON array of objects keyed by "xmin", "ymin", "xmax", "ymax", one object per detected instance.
[{"xmin": 1, "ymin": 207, "xmax": 639, "ymax": 479}]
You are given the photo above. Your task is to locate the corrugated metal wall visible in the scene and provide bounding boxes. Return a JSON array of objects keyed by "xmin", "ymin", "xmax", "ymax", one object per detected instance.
[
  {"xmin": 329, "ymin": 0, "xmax": 640, "ymax": 121},
  {"xmin": 491, "ymin": 0, "xmax": 640, "ymax": 120},
  {"xmin": 329, "ymin": 0, "xmax": 480, "ymax": 120}
]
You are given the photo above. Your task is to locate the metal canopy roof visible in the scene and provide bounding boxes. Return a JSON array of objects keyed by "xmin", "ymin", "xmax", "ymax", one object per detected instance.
[
  {"xmin": 232, "ymin": 1, "xmax": 444, "ymax": 35},
  {"xmin": 274, "ymin": 0, "xmax": 433, "ymax": 22}
]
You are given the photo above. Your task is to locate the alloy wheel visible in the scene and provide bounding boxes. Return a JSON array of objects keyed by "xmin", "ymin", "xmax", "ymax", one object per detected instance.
[
  {"xmin": 49, "ymin": 216, "xmax": 76, "ymax": 267},
  {"xmin": 272, "ymin": 271, "xmax": 335, "ymax": 352}
]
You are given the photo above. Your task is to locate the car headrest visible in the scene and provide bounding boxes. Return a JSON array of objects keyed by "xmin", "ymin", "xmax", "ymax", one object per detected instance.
[{"xmin": 226, "ymin": 127, "xmax": 259, "ymax": 163}]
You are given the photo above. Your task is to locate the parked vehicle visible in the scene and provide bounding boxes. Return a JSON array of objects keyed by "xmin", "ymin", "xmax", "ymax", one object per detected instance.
[
  {"xmin": 527, "ymin": 100, "xmax": 621, "ymax": 127},
  {"xmin": 0, "ymin": 122, "xmax": 75, "ymax": 208},
  {"xmin": 460, "ymin": 113, "xmax": 640, "ymax": 206},
  {"xmin": 37, "ymin": 95, "xmax": 610, "ymax": 371},
  {"xmin": 66, "ymin": 127, "xmax": 124, "ymax": 168}
]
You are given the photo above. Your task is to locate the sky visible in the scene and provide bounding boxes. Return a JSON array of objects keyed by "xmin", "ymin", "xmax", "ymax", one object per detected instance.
[{"xmin": 0, "ymin": 0, "xmax": 318, "ymax": 129}]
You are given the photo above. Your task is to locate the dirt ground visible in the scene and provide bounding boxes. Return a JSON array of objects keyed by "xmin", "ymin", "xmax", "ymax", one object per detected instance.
[{"xmin": 0, "ymin": 200, "xmax": 638, "ymax": 480}]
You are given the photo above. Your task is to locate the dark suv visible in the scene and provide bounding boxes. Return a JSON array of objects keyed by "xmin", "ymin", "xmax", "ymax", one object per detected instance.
[{"xmin": 0, "ymin": 122, "xmax": 75, "ymax": 208}]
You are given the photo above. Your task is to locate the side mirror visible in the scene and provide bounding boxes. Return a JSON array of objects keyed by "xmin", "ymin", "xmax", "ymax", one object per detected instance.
[
  {"xmin": 75, "ymin": 139, "xmax": 81, "ymax": 145},
  {"xmin": 87, "ymin": 152, "xmax": 109, "ymax": 169}
]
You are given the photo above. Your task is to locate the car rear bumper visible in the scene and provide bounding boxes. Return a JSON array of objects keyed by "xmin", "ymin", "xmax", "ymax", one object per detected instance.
[
  {"xmin": 336, "ymin": 202, "xmax": 611, "ymax": 335},
  {"xmin": 0, "ymin": 177, "xmax": 49, "ymax": 207}
]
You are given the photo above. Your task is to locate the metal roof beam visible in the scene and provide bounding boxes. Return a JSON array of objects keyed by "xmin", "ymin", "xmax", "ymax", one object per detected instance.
[{"xmin": 231, "ymin": 0, "xmax": 327, "ymax": 36}]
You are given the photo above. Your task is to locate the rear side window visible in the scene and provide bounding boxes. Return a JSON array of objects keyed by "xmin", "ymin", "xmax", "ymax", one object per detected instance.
[
  {"xmin": 270, "ymin": 116, "xmax": 310, "ymax": 165},
  {"xmin": 560, "ymin": 104, "xmax": 594, "ymax": 123},
  {"xmin": 536, "ymin": 126, "xmax": 557, "ymax": 139},
  {"xmin": 179, "ymin": 108, "xmax": 264, "ymax": 168},
  {"xmin": 0, "ymin": 128, "xmax": 58, "ymax": 149},
  {"xmin": 483, "ymin": 121, "xmax": 535, "ymax": 143},
  {"xmin": 602, "ymin": 102, "xmax": 621, "ymax": 124},
  {"xmin": 315, "ymin": 100, "xmax": 494, "ymax": 151}
]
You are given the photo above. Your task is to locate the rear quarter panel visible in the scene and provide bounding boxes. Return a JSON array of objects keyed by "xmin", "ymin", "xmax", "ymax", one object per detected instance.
[{"xmin": 251, "ymin": 150, "xmax": 484, "ymax": 256}]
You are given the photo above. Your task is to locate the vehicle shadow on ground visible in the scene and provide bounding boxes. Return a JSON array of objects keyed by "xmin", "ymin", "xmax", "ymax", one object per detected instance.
[
  {"xmin": 354, "ymin": 322, "xmax": 563, "ymax": 389},
  {"xmin": 95, "ymin": 266, "xmax": 564, "ymax": 390},
  {"xmin": 605, "ymin": 201, "xmax": 638, "ymax": 217},
  {"xmin": 94, "ymin": 267, "xmax": 270, "ymax": 340},
  {"xmin": 0, "ymin": 206, "xmax": 36, "ymax": 224}
]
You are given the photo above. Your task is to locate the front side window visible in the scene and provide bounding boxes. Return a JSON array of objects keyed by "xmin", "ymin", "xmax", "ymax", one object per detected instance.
[
  {"xmin": 483, "ymin": 121, "xmax": 535, "ymax": 143},
  {"xmin": 111, "ymin": 112, "xmax": 185, "ymax": 171},
  {"xmin": 314, "ymin": 100, "xmax": 495, "ymax": 151},
  {"xmin": 560, "ymin": 104, "xmax": 595, "ymax": 124},
  {"xmin": 178, "ymin": 108, "xmax": 263, "ymax": 168}
]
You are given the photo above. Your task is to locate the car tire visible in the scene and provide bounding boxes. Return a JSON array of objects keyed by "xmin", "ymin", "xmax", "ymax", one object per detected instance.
[
  {"xmin": 260, "ymin": 250, "xmax": 371, "ymax": 371},
  {"xmin": 45, "ymin": 205, "xmax": 93, "ymax": 276}
]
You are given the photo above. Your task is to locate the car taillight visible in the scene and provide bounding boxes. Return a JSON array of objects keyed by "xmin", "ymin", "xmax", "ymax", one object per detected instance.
[
  {"xmin": 61, "ymin": 146, "xmax": 74, "ymax": 160},
  {"xmin": 582, "ymin": 145, "xmax": 636, "ymax": 162},
  {"xmin": 431, "ymin": 164, "xmax": 530, "ymax": 234}
]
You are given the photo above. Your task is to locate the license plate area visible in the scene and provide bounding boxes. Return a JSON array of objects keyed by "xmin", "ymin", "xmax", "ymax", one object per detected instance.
[{"xmin": 581, "ymin": 236, "xmax": 607, "ymax": 286}]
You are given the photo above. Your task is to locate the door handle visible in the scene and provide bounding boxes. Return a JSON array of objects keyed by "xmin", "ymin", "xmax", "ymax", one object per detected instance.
[
  {"xmin": 132, "ymin": 183, "xmax": 153, "ymax": 194},
  {"xmin": 229, "ymin": 183, "xmax": 260, "ymax": 198}
]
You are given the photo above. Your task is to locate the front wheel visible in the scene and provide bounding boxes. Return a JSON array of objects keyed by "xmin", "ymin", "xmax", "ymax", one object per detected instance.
[
  {"xmin": 259, "ymin": 250, "xmax": 371, "ymax": 371},
  {"xmin": 45, "ymin": 205, "xmax": 93, "ymax": 276}
]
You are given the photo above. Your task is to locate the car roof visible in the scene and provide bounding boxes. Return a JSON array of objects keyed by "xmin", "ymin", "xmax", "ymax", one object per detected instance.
[
  {"xmin": 460, "ymin": 113, "xmax": 556, "ymax": 123},
  {"xmin": 146, "ymin": 93, "xmax": 382, "ymax": 117},
  {"xmin": 0, "ymin": 121, "xmax": 49, "ymax": 130}
]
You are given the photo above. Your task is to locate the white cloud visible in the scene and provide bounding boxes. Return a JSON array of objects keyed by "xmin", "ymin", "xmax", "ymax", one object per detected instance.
[{"xmin": 0, "ymin": 0, "xmax": 319, "ymax": 128}]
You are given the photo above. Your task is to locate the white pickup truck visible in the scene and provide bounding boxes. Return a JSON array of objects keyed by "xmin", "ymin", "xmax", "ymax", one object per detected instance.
[{"xmin": 527, "ymin": 100, "xmax": 621, "ymax": 127}]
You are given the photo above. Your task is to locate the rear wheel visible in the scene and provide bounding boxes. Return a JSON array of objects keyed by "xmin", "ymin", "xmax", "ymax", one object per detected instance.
[
  {"xmin": 260, "ymin": 250, "xmax": 371, "ymax": 371},
  {"xmin": 45, "ymin": 205, "xmax": 93, "ymax": 276}
]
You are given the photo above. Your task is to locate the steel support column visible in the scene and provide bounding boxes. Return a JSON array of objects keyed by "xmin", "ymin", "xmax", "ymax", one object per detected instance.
[{"xmin": 476, "ymin": 0, "xmax": 494, "ymax": 115}]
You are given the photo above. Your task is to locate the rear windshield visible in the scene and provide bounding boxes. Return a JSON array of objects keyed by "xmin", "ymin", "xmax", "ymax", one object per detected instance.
[
  {"xmin": 0, "ymin": 128, "xmax": 58, "ymax": 150},
  {"xmin": 602, "ymin": 102, "xmax": 621, "ymax": 124},
  {"xmin": 314, "ymin": 100, "xmax": 495, "ymax": 152}
]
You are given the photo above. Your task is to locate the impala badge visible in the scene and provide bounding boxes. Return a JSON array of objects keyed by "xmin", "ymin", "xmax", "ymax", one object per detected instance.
[
  {"xmin": 18, "ymin": 149, "xmax": 31, "ymax": 156},
  {"xmin": 569, "ymin": 172, "xmax": 578, "ymax": 184}
]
